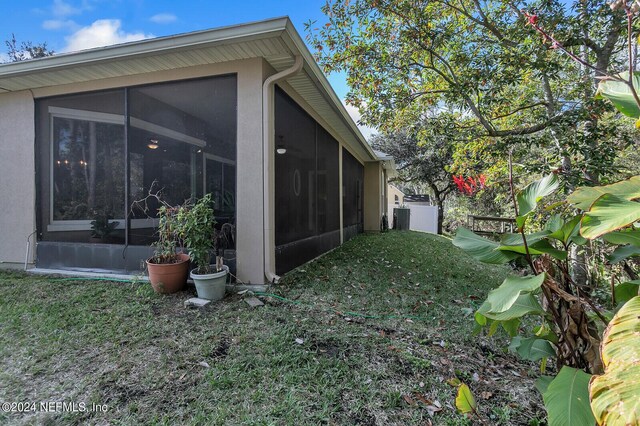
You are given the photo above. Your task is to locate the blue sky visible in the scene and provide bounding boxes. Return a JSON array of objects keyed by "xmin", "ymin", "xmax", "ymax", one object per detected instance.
[{"xmin": 0, "ymin": 0, "xmax": 375, "ymax": 137}]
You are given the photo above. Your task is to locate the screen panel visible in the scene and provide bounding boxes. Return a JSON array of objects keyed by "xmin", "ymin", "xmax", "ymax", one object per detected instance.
[{"xmin": 274, "ymin": 87, "xmax": 341, "ymax": 274}]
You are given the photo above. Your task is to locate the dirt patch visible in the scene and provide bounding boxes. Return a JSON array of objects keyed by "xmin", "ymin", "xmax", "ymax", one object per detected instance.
[{"xmin": 210, "ymin": 336, "xmax": 230, "ymax": 359}]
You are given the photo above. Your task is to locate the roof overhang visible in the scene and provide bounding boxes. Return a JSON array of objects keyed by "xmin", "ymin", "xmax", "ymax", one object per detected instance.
[
  {"xmin": 0, "ymin": 17, "xmax": 377, "ymax": 162},
  {"xmin": 373, "ymin": 149, "xmax": 398, "ymax": 178}
]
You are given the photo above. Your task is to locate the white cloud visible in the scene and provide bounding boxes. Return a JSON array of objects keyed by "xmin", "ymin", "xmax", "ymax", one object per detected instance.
[
  {"xmin": 63, "ymin": 19, "xmax": 153, "ymax": 52},
  {"xmin": 43, "ymin": 19, "xmax": 79, "ymax": 31},
  {"xmin": 0, "ymin": 53, "xmax": 10, "ymax": 63},
  {"xmin": 343, "ymin": 102, "xmax": 377, "ymax": 141},
  {"xmin": 149, "ymin": 13, "xmax": 177, "ymax": 24},
  {"xmin": 52, "ymin": 0, "xmax": 83, "ymax": 17}
]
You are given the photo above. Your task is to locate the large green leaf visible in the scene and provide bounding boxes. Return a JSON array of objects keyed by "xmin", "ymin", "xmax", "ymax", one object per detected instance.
[
  {"xmin": 603, "ymin": 230, "xmax": 640, "ymax": 246},
  {"xmin": 477, "ymin": 293, "xmax": 545, "ymax": 321},
  {"xmin": 607, "ymin": 245, "xmax": 640, "ymax": 264},
  {"xmin": 453, "ymin": 227, "xmax": 519, "ymax": 264},
  {"xmin": 535, "ymin": 375, "xmax": 554, "ymax": 395},
  {"xmin": 599, "ymin": 296, "xmax": 640, "ymax": 368},
  {"xmin": 500, "ymin": 231, "xmax": 551, "ymax": 246},
  {"xmin": 485, "ymin": 273, "xmax": 545, "ymax": 314},
  {"xmin": 547, "ymin": 215, "xmax": 582, "ymax": 245},
  {"xmin": 590, "ymin": 365, "xmax": 640, "ymax": 426},
  {"xmin": 589, "ymin": 296, "xmax": 640, "ymax": 425},
  {"xmin": 595, "ymin": 71, "xmax": 640, "ymax": 118},
  {"xmin": 614, "ymin": 281, "xmax": 640, "ymax": 305},
  {"xmin": 529, "ymin": 240, "xmax": 568, "ymax": 260},
  {"xmin": 534, "ymin": 323, "xmax": 559, "ymax": 344},
  {"xmin": 517, "ymin": 174, "xmax": 559, "ymax": 218},
  {"xmin": 580, "ymin": 194, "xmax": 640, "ymax": 239},
  {"xmin": 544, "ymin": 214, "xmax": 564, "ymax": 233},
  {"xmin": 512, "ymin": 337, "xmax": 556, "ymax": 361},
  {"xmin": 567, "ymin": 176, "xmax": 640, "ymax": 211},
  {"xmin": 543, "ymin": 366, "xmax": 594, "ymax": 426}
]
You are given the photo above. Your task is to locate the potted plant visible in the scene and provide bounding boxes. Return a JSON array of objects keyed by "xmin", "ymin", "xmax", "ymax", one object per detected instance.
[
  {"xmin": 131, "ymin": 183, "xmax": 190, "ymax": 294},
  {"xmin": 183, "ymin": 194, "xmax": 229, "ymax": 301},
  {"xmin": 89, "ymin": 212, "xmax": 119, "ymax": 243}
]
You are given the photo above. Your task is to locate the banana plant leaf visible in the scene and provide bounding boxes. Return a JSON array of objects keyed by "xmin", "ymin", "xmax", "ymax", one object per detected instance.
[
  {"xmin": 485, "ymin": 273, "xmax": 545, "ymax": 314},
  {"xmin": 595, "ymin": 71, "xmax": 640, "ymax": 118},
  {"xmin": 453, "ymin": 227, "xmax": 519, "ymax": 264},
  {"xmin": 607, "ymin": 245, "xmax": 640, "ymax": 264},
  {"xmin": 516, "ymin": 174, "xmax": 559, "ymax": 228},
  {"xmin": 567, "ymin": 176, "xmax": 640, "ymax": 211},
  {"xmin": 580, "ymin": 194, "xmax": 640, "ymax": 239},
  {"xmin": 589, "ymin": 296, "xmax": 640, "ymax": 425},
  {"xmin": 542, "ymin": 366, "xmax": 594, "ymax": 426}
]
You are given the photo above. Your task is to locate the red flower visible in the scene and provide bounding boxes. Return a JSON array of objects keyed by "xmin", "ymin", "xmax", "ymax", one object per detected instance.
[
  {"xmin": 524, "ymin": 12, "xmax": 538, "ymax": 26},
  {"xmin": 452, "ymin": 174, "xmax": 488, "ymax": 196}
]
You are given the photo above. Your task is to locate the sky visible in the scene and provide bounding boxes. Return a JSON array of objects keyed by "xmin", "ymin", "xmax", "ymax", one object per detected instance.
[{"xmin": 0, "ymin": 0, "xmax": 376, "ymax": 138}]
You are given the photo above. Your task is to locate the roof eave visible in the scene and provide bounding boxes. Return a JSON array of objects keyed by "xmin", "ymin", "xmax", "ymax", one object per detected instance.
[
  {"xmin": 281, "ymin": 21, "xmax": 378, "ymax": 162},
  {"xmin": 0, "ymin": 17, "xmax": 290, "ymax": 80}
]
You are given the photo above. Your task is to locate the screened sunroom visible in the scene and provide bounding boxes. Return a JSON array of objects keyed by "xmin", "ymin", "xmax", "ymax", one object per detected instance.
[
  {"xmin": 0, "ymin": 18, "xmax": 393, "ymax": 284},
  {"xmin": 35, "ymin": 76, "xmax": 237, "ymax": 273}
]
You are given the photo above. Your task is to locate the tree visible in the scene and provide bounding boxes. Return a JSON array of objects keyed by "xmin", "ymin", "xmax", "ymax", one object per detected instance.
[
  {"xmin": 306, "ymin": 0, "xmax": 631, "ymax": 183},
  {"xmin": 370, "ymin": 117, "xmax": 459, "ymax": 234},
  {"xmin": 4, "ymin": 33, "xmax": 54, "ymax": 62}
]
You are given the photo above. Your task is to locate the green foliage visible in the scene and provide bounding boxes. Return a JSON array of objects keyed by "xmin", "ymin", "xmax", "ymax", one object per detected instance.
[
  {"xmin": 453, "ymin": 172, "xmax": 640, "ymax": 425},
  {"xmin": 181, "ymin": 194, "xmax": 216, "ymax": 274},
  {"xmin": 509, "ymin": 336, "xmax": 556, "ymax": 362},
  {"xmin": 602, "ymin": 230, "xmax": 640, "ymax": 246},
  {"xmin": 589, "ymin": 297, "xmax": 640, "ymax": 425},
  {"xmin": 596, "ymin": 72, "xmax": 640, "ymax": 118},
  {"xmin": 567, "ymin": 176, "xmax": 640, "ymax": 210},
  {"xmin": 308, "ymin": 0, "xmax": 636, "ymax": 189},
  {"xmin": 452, "ymin": 227, "xmax": 518, "ymax": 264},
  {"xmin": 151, "ymin": 204, "xmax": 188, "ymax": 264},
  {"xmin": 542, "ymin": 366, "xmax": 594, "ymax": 426},
  {"xmin": 613, "ymin": 281, "xmax": 640, "ymax": 304},
  {"xmin": 608, "ymin": 244, "xmax": 640, "ymax": 264},
  {"xmin": 477, "ymin": 293, "xmax": 545, "ymax": 322},
  {"xmin": 580, "ymin": 194, "xmax": 640, "ymax": 239},
  {"xmin": 484, "ymin": 274, "xmax": 545, "ymax": 314},
  {"xmin": 517, "ymin": 174, "xmax": 559, "ymax": 221},
  {"xmin": 90, "ymin": 213, "xmax": 119, "ymax": 239}
]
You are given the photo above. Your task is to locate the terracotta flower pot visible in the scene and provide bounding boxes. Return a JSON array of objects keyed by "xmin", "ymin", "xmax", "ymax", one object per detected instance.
[{"xmin": 146, "ymin": 253, "xmax": 190, "ymax": 294}]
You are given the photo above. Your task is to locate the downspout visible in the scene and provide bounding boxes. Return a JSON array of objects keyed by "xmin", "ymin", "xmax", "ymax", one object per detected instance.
[{"xmin": 262, "ymin": 55, "xmax": 303, "ymax": 284}]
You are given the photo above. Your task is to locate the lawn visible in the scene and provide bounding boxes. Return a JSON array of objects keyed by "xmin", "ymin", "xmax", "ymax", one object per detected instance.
[{"xmin": 0, "ymin": 231, "xmax": 545, "ymax": 425}]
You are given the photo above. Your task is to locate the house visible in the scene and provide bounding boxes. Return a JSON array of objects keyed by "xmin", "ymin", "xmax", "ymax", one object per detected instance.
[
  {"xmin": 403, "ymin": 194, "xmax": 431, "ymax": 205},
  {"xmin": 387, "ymin": 184, "xmax": 405, "ymax": 209},
  {"xmin": 0, "ymin": 17, "xmax": 395, "ymax": 284}
]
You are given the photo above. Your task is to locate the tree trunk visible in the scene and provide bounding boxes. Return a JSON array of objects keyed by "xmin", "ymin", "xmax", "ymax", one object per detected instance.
[
  {"xmin": 436, "ymin": 198, "xmax": 444, "ymax": 235},
  {"xmin": 429, "ymin": 183, "xmax": 446, "ymax": 234}
]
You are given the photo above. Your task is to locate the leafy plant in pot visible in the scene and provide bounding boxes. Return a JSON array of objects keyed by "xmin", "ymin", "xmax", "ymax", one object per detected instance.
[
  {"xmin": 89, "ymin": 212, "xmax": 119, "ymax": 243},
  {"xmin": 182, "ymin": 193, "xmax": 229, "ymax": 301},
  {"xmin": 131, "ymin": 183, "xmax": 190, "ymax": 294}
]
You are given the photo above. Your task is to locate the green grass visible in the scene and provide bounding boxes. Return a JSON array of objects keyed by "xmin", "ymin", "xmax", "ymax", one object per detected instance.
[{"xmin": 0, "ymin": 231, "xmax": 545, "ymax": 425}]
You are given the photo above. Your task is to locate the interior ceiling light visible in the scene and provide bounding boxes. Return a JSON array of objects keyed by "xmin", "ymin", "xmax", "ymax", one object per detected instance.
[
  {"xmin": 276, "ymin": 135, "xmax": 286, "ymax": 155},
  {"xmin": 148, "ymin": 139, "xmax": 159, "ymax": 150}
]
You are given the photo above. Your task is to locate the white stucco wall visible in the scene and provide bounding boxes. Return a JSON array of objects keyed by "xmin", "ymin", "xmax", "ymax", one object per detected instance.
[{"xmin": 0, "ymin": 90, "xmax": 36, "ymax": 267}]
